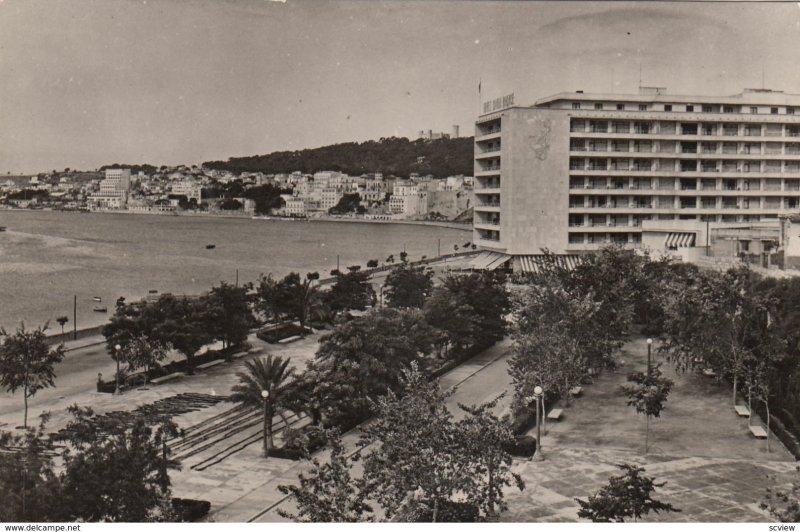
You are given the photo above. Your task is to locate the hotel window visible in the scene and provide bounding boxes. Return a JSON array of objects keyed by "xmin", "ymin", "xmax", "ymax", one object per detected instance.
[
  {"xmin": 664, "ymin": 104, "xmax": 672, "ymax": 111},
  {"xmin": 772, "ymin": 107, "xmax": 779, "ymax": 115},
  {"xmin": 595, "ymin": 103, "xmax": 604, "ymax": 110},
  {"xmin": 724, "ymin": 105, "xmax": 734, "ymax": 113},
  {"xmin": 703, "ymin": 105, "xmax": 713, "ymax": 113},
  {"xmin": 750, "ymin": 106, "xmax": 758, "ymax": 114},
  {"xmin": 617, "ymin": 103, "xmax": 625, "ymax": 111},
  {"xmin": 572, "ymin": 102, "xmax": 581, "ymax": 110},
  {"xmin": 639, "ymin": 104, "xmax": 647, "ymax": 111},
  {"xmin": 686, "ymin": 105, "xmax": 694, "ymax": 112},
  {"xmin": 788, "ymin": 108, "xmax": 796, "ymax": 115}
]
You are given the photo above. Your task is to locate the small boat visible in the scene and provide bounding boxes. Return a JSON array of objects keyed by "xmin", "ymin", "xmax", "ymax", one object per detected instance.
[
  {"xmin": 92, "ymin": 296, "xmax": 102, "ymax": 302},
  {"xmin": 0, "ymin": 226, "xmax": 6, "ymax": 232},
  {"xmin": 93, "ymin": 306, "xmax": 108, "ymax": 313},
  {"xmin": 148, "ymin": 289, "xmax": 158, "ymax": 294},
  {"xmin": 206, "ymin": 244, "xmax": 216, "ymax": 249}
]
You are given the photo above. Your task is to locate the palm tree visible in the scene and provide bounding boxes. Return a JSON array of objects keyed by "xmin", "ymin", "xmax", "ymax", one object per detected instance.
[{"xmin": 231, "ymin": 355, "xmax": 295, "ymax": 456}]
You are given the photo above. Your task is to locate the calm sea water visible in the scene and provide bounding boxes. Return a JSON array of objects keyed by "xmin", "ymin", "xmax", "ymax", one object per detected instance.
[{"xmin": 0, "ymin": 211, "xmax": 469, "ymax": 332}]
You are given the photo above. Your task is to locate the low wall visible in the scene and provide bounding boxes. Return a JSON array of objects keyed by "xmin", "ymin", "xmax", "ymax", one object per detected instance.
[{"xmin": 46, "ymin": 324, "xmax": 105, "ymax": 345}]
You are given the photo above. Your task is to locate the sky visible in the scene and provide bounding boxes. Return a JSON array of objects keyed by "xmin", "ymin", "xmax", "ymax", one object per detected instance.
[{"xmin": 2, "ymin": 0, "xmax": 800, "ymax": 173}]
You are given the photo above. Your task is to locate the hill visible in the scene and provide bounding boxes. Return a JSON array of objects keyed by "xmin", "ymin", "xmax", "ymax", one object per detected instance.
[{"xmin": 202, "ymin": 136, "xmax": 474, "ymax": 178}]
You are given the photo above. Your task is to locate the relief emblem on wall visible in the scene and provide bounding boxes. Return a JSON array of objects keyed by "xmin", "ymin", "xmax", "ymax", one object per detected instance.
[{"xmin": 528, "ymin": 118, "xmax": 552, "ymax": 161}]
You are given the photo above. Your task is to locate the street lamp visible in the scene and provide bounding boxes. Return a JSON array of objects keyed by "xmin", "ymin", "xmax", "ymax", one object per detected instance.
[
  {"xmin": 532, "ymin": 385, "xmax": 545, "ymax": 462},
  {"xmin": 261, "ymin": 389, "xmax": 270, "ymax": 457},
  {"xmin": 646, "ymin": 338, "xmax": 653, "ymax": 376},
  {"xmin": 114, "ymin": 344, "xmax": 122, "ymax": 395}
]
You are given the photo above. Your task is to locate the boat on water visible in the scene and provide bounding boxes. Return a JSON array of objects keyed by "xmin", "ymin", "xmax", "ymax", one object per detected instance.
[
  {"xmin": 0, "ymin": 226, "xmax": 6, "ymax": 232},
  {"xmin": 92, "ymin": 296, "xmax": 102, "ymax": 302},
  {"xmin": 206, "ymin": 244, "xmax": 216, "ymax": 249},
  {"xmin": 93, "ymin": 306, "xmax": 108, "ymax": 313},
  {"xmin": 148, "ymin": 289, "xmax": 158, "ymax": 294}
]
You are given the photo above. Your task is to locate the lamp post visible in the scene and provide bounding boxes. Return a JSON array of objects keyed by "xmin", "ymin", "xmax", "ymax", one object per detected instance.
[
  {"xmin": 379, "ymin": 285, "xmax": 384, "ymax": 308},
  {"xmin": 532, "ymin": 385, "xmax": 545, "ymax": 462},
  {"xmin": 114, "ymin": 344, "xmax": 122, "ymax": 395},
  {"xmin": 646, "ymin": 338, "xmax": 653, "ymax": 376},
  {"xmin": 261, "ymin": 389, "xmax": 270, "ymax": 458}
]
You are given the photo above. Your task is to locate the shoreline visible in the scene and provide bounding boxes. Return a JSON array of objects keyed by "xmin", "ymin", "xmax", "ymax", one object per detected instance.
[
  {"xmin": 1, "ymin": 207, "xmax": 473, "ymax": 232},
  {"xmin": 44, "ymin": 250, "xmax": 479, "ymax": 344}
]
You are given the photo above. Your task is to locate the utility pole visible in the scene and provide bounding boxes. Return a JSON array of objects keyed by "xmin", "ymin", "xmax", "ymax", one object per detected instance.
[
  {"xmin": 437, "ymin": 238, "xmax": 441, "ymax": 256},
  {"xmin": 336, "ymin": 255, "xmax": 340, "ymax": 272},
  {"xmin": 73, "ymin": 295, "xmax": 77, "ymax": 340},
  {"xmin": 235, "ymin": 269, "xmax": 239, "ymax": 288}
]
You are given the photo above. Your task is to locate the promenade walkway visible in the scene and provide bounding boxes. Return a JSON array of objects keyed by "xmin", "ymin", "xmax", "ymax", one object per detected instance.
[{"xmin": 502, "ymin": 335, "xmax": 796, "ymax": 523}]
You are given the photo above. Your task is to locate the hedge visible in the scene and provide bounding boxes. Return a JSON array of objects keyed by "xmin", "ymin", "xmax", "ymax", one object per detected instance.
[
  {"xmin": 412, "ymin": 500, "xmax": 480, "ymax": 522},
  {"xmin": 171, "ymin": 498, "xmax": 210, "ymax": 522},
  {"xmin": 502, "ymin": 435, "xmax": 537, "ymax": 458},
  {"xmin": 256, "ymin": 323, "xmax": 311, "ymax": 343}
]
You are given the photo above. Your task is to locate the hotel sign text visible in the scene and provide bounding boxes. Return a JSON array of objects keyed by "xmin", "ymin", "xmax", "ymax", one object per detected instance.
[{"xmin": 483, "ymin": 93, "xmax": 514, "ymax": 114}]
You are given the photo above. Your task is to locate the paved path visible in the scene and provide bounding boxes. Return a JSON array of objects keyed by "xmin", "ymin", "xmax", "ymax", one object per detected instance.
[
  {"xmin": 502, "ymin": 335, "xmax": 797, "ymax": 523},
  {"xmin": 200, "ymin": 340, "xmax": 513, "ymax": 522}
]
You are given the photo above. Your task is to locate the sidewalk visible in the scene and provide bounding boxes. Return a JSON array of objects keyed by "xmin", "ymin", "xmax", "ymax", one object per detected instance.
[
  {"xmin": 193, "ymin": 339, "xmax": 513, "ymax": 523},
  {"xmin": 501, "ymin": 335, "xmax": 796, "ymax": 523}
]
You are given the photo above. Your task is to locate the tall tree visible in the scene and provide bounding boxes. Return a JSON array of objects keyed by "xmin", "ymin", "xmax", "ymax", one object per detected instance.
[
  {"xmin": 119, "ymin": 334, "xmax": 171, "ymax": 386},
  {"xmin": 456, "ymin": 397, "xmax": 524, "ymax": 518},
  {"xmin": 278, "ymin": 430, "xmax": 374, "ymax": 522},
  {"xmin": 360, "ymin": 363, "xmax": 522, "ymax": 522},
  {"xmin": 313, "ymin": 308, "xmax": 435, "ymax": 420},
  {"xmin": 201, "ymin": 281, "xmax": 254, "ymax": 352},
  {"xmin": 146, "ymin": 295, "xmax": 212, "ymax": 374},
  {"xmin": 383, "ymin": 264, "xmax": 434, "ymax": 309},
  {"xmin": 0, "ymin": 416, "xmax": 63, "ymax": 522},
  {"xmin": 230, "ymin": 355, "xmax": 295, "ymax": 456},
  {"xmin": 576, "ymin": 464, "xmax": 680, "ymax": 522},
  {"xmin": 424, "ymin": 272, "xmax": 509, "ymax": 359},
  {"xmin": 56, "ymin": 407, "xmax": 179, "ymax": 522},
  {"xmin": 510, "ymin": 278, "xmax": 600, "ymax": 409},
  {"xmin": 360, "ymin": 363, "xmax": 472, "ymax": 522},
  {"xmin": 325, "ymin": 270, "xmax": 376, "ymax": 313},
  {"xmin": 0, "ymin": 323, "xmax": 65, "ymax": 427}
]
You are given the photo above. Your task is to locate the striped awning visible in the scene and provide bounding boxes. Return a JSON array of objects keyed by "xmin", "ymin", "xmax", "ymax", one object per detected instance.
[
  {"xmin": 485, "ymin": 253, "xmax": 512, "ymax": 271},
  {"xmin": 516, "ymin": 254, "xmax": 584, "ymax": 274},
  {"xmin": 664, "ymin": 232, "xmax": 697, "ymax": 248},
  {"xmin": 469, "ymin": 251, "xmax": 509, "ymax": 270}
]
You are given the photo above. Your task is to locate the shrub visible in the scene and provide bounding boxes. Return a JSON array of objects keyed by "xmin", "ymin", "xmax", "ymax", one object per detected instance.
[
  {"xmin": 412, "ymin": 500, "xmax": 480, "ymax": 522},
  {"xmin": 510, "ymin": 409, "xmax": 536, "ymax": 436},
  {"xmin": 502, "ymin": 435, "xmax": 537, "ymax": 458},
  {"xmin": 171, "ymin": 498, "xmax": 210, "ymax": 522},
  {"xmin": 256, "ymin": 323, "xmax": 311, "ymax": 343}
]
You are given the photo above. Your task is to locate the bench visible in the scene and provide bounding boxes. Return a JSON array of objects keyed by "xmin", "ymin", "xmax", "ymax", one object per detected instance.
[
  {"xmin": 702, "ymin": 368, "xmax": 717, "ymax": 377},
  {"xmin": 735, "ymin": 405, "xmax": 750, "ymax": 417},
  {"xmin": 197, "ymin": 359, "xmax": 226, "ymax": 370},
  {"xmin": 750, "ymin": 425, "xmax": 768, "ymax": 439},
  {"xmin": 547, "ymin": 408, "xmax": 564, "ymax": 421},
  {"xmin": 151, "ymin": 373, "xmax": 183, "ymax": 385},
  {"xmin": 569, "ymin": 386, "xmax": 583, "ymax": 397}
]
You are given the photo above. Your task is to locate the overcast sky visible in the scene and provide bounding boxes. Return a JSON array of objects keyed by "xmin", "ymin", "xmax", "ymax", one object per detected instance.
[{"xmin": 2, "ymin": 0, "xmax": 799, "ymax": 173}]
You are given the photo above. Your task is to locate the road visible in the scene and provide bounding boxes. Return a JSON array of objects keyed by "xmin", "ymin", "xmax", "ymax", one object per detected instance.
[{"xmin": 0, "ymin": 338, "xmax": 115, "ymax": 425}]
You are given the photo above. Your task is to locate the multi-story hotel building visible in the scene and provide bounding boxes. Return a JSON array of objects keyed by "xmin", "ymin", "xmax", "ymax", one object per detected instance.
[{"xmin": 473, "ymin": 87, "xmax": 800, "ymax": 270}]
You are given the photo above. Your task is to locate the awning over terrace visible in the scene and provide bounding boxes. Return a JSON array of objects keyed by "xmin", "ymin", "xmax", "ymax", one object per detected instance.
[
  {"xmin": 516, "ymin": 254, "xmax": 584, "ymax": 274},
  {"xmin": 664, "ymin": 232, "xmax": 697, "ymax": 248},
  {"xmin": 468, "ymin": 251, "xmax": 511, "ymax": 270}
]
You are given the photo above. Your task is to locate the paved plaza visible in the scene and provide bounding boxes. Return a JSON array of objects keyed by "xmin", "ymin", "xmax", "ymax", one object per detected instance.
[{"xmin": 502, "ymin": 336, "xmax": 797, "ymax": 523}]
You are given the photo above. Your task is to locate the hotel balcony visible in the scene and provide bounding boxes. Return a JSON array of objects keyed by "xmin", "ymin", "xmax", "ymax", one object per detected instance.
[
  {"xmin": 475, "ymin": 130, "xmax": 502, "ymax": 142},
  {"xmin": 475, "ymin": 152, "xmax": 502, "ymax": 162},
  {"xmin": 474, "ymin": 186, "xmax": 501, "ymax": 195}
]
